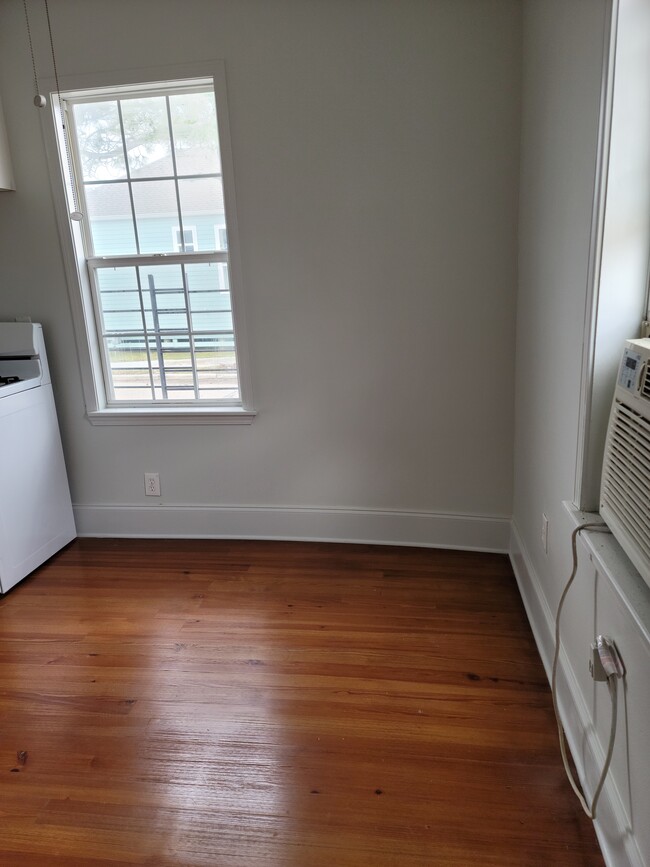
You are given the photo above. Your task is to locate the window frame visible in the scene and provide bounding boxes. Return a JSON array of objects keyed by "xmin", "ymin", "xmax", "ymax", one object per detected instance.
[{"xmin": 40, "ymin": 61, "xmax": 255, "ymax": 425}]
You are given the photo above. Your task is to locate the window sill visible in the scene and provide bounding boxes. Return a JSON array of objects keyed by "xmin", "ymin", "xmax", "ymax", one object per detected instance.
[{"xmin": 86, "ymin": 406, "xmax": 256, "ymax": 426}]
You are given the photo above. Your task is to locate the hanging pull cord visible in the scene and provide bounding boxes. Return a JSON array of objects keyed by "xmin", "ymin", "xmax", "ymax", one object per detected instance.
[
  {"xmin": 550, "ymin": 521, "xmax": 619, "ymax": 820},
  {"xmin": 22, "ymin": 1, "xmax": 81, "ymax": 216},
  {"xmin": 43, "ymin": 0, "xmax": 81, "ymax": 217},
  {"xmin": 23, "ymin": 0, "xmax": 46, "ymax": 107}
]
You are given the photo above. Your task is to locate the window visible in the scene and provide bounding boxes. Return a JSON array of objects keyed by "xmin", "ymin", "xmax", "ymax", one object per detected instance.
[
  {"xmin": 172, "ymin": 226, "xmax": 198, "ymax": 252},
  {"xmin": 215, "ymin": 226, "xmax": 228, "ymax": 251},
  {"xmin": 48, "ymin": 68, "xmax": 253, "ymax": 423}
]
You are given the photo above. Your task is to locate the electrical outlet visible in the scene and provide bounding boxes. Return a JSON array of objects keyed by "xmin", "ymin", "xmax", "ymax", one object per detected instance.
[
  {"xmin": 541, "ymin": 513, "xmax": 549, "ymax": 553},
  {"xmin": 144, "ymin": 472, "xmax": 160, "ymax": 497}
]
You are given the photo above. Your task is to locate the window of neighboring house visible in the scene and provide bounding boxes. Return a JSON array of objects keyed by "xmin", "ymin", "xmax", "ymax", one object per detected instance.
[
  {"xmin": 215, "ymin": 225, "xmax": 228, "ymax": 251},
  {"xmin": 47, "ymin": 69, "xmax": 253, "ymax": 422},
  {"xmin": 173, "ymin": 226, "xmax": 198, "ymax": 252}
]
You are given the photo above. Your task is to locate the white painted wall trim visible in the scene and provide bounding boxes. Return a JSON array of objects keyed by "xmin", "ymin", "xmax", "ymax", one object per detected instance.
[
  {"xmin": 73, "ymin": 504, "xmax": 510, "ymax": 552},
  {"xmin": 509, "ymin": 520, "xmax": 645, "ymax": 867},
  {"xmin": 574, "ymin": 0, "xmax": 617, "ymax": 510}
]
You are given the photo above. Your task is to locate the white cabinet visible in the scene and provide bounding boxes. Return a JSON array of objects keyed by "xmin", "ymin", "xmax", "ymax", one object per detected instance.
[{"xmin": 0, "ymin": 93, "xmax": 15, "ymax": 191}]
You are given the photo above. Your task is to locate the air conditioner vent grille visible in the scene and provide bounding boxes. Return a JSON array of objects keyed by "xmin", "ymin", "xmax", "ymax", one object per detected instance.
[{"xmin": 602, "ymin": 402, "xmax": 650, "ymax": 569}]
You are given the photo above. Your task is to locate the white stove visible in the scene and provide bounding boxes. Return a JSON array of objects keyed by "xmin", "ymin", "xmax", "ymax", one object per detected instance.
[
  {"xmin": 0, "ymin": 323, "xmax": 76, "ymax": 592},
  {"xmin": 0, "ymin": 375, "xmax": 39, "ymax": 398}
]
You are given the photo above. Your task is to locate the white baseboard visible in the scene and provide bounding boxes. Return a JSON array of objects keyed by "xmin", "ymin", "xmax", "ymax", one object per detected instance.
[
  {"xmin": 509, "ymin": 522, "xmax": 645, "ymax": 867},
  {"xmin": 72, "ymin": 503, "xmax": 510, "ymax": 552}
]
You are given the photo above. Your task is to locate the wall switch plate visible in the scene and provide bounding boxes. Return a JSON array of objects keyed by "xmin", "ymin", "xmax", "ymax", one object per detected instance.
[
  {"xmin": 541, "ymin": 513, "xmax": 549, "ymax": 553},
  {"xmin": 144, "ymin": 472, "xmax": 160, "ymax": 496}
]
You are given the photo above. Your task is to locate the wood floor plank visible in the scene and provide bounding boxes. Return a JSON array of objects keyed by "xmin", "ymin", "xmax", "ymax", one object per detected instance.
[{"xmin": 0, "ymin": 539, "xmax": 604, "ymax": 866}]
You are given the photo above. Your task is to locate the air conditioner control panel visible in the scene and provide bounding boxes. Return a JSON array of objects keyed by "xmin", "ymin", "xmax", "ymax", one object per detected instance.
[{"xmin": 618, "ymin": 347, "xmax": 642, "ymax": 391}]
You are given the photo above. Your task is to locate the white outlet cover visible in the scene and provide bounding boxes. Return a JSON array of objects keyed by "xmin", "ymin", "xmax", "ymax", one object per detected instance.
[{"xmin": 144, "ymin": 473, "xmax": 160, "ymax": 496}]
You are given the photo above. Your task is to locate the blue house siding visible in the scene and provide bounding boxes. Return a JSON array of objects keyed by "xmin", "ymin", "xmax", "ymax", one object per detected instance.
[
  {"xmin": 92, "ymin": 213, "xmax": 231, "ymax": 339},
  {"xmin": 90, "ymin": 214, "xmax": 227, "ymax": 257}
]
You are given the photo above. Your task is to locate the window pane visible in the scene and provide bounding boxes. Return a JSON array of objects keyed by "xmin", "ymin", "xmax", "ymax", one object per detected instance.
[
  {"xmin": 100, "ymin": 291, "xmax": 141, "ymax": 313},
  {"xmin": 85, "ymin": 183, "xmax": 137, "ymax": 255},
  {"xmin": 121, "ymin": 96, "xmax": 173, "ymax": 178},
  {"xmin": 132, "ymin": 181, "xmax": 179, "ymax": 253},
  {"xmin": 105, "ymin": 336, "xmax": 153, "ymax": 400},
  {"xmin": 185, "ymin": 262, "xmax": 219, "ymax": 292},
  {"xmin": 152, "ymin": 311, "xmax": 190, "ymax": 331},
  {"xmin": 185, "ymin": 262, "xmax": 230, "ymax": 297},
  {"xmin": 170, "ymin": 91, "xmax": 221, "ymax": 175},
  {"xmin": 73, "ymin": 101, "xmax": 127, "ymax": 181},
  {"xmin": 195, "ymin": 334, "xmax": 236, "ymax": 353},
  {"xmin": 96, "ymin": 267, "xmax": 138, "ymax": 292},
  {"xmin": 161, "ymin": 350, "xmax": 190, "ymax": 370},
  {"xmin": 167, "ymin": 389, "xmax": 197, "ymax": 400},
  {"xmin": 196, "ymin": 346, "xmax": 239, "ymax": 396},
  {"xmin": 158, "ymin": 291, "xmax": 187, "ymax": 311},
  {"xmin": 103, "ymin": 310, "xmax": 144, "ymax": 332},
  {"xmin": 140, "ymin": 266, "xmax": 187, "ymax": 331},
  {"xmin": 178, "ymin": 177, "xmax": 224, "ymax": 230},
  {"xmin": 189, "ymin": 291, "xmax": 231, "ymax": 314},
  {"xmin": 159, "ymin": 341, "xmax": 197, "ymax": 398},
  {"xmin": 191, "ymin": 310, "xmax": 233, "ymax": 332},
  {"xmin": 96, "ymin": 268, "xmax": 142, "ymax": 333},
  {"xmin": 140, "ymin": 263, "xmax": 183, "ymax": 291},
  {"xmin": 165, "ymin": 369, "xmax": 195, "ymax": 387},
  {"xmin": 186, "ymin": 263, "xmax": 233, "ymax": 332}
]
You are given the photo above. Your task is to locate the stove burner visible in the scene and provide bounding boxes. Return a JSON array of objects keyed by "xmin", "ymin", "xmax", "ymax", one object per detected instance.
[{"xmin": 0, "ymin": 376, "xmax": 21, "ymax": 387}]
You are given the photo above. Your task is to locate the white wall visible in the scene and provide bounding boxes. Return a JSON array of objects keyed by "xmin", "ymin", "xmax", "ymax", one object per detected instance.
[
  {"xmin": 513, "ymin": 2, "xmax": 650, "ymax": 865},
  {"xmin": 0, "ymin": 0, "xmax": 521, "ymax": 546}
]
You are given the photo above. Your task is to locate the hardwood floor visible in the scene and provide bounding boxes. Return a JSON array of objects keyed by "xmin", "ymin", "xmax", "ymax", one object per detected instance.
[{"xmin": 0, "ymin": 539, "xmax": 604, "ymax": 866}]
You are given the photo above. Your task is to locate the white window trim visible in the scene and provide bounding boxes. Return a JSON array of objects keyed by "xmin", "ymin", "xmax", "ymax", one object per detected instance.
[
  {"xmin": 40, "ymin": 60, "xmax": 255, "ymax": 425},
  {"xmin": 86, "ymin": 406, "xmax": 254, "ymax": 426}
]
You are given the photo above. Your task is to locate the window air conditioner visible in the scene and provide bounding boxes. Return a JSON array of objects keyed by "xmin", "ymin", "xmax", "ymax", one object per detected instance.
[{"xmin": 600, "ymin": 338, "xmax": 650, "ymax": 589}]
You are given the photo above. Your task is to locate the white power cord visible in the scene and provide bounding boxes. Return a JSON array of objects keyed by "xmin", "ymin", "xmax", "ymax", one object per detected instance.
[{"xmin": 550, "ymin": 521, "xmax": 621, "ymax": 820}]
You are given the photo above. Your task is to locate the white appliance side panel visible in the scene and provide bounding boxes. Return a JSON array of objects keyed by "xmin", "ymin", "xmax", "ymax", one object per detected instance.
[{"xmin": 0, "ymin": 384, "xmax": 76, "ymax": 592}]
